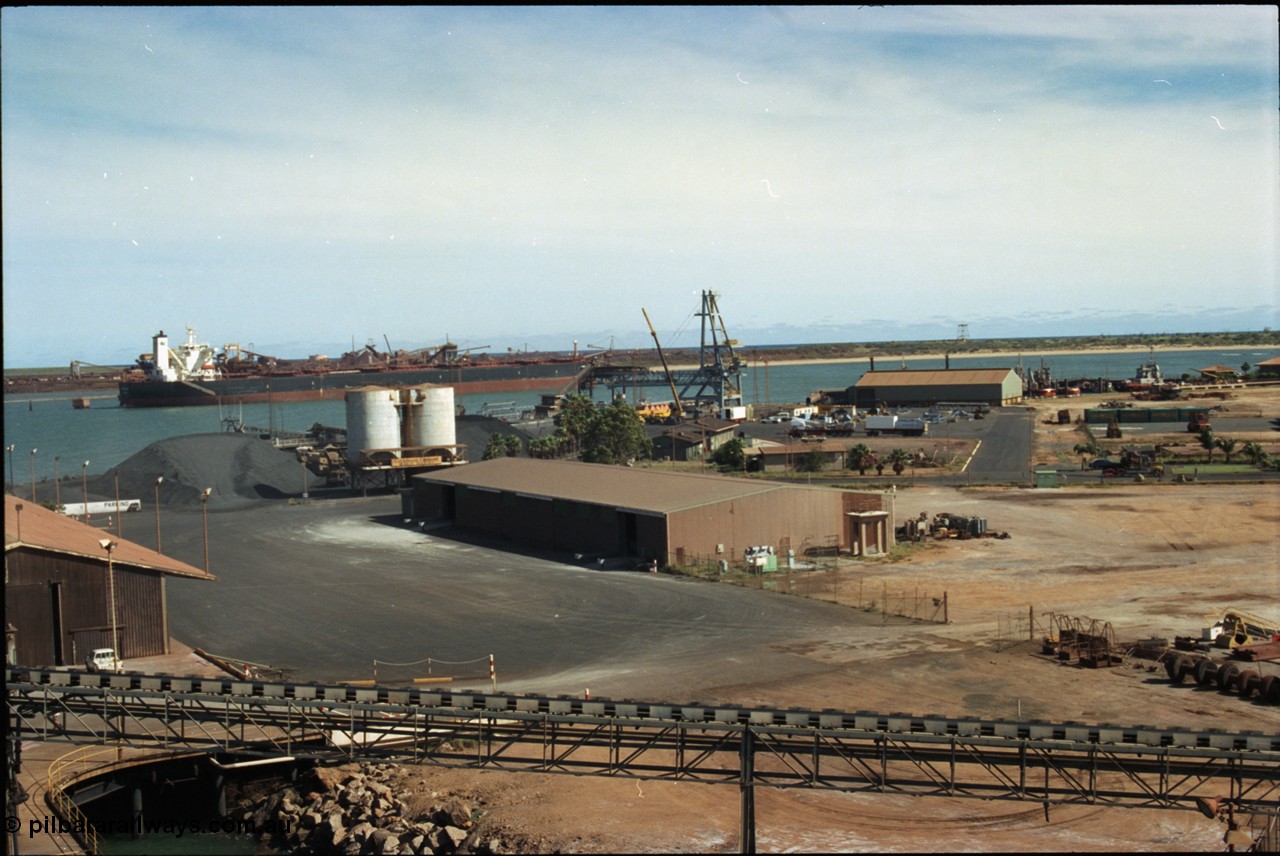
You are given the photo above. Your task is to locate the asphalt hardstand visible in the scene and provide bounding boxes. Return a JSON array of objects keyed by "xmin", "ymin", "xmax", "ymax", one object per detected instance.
[{"xmin": 151, "ymin": 494, "xmax": 902, "ymax": 700}]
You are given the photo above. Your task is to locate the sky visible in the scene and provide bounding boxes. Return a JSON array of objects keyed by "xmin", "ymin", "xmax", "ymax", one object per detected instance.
[{"xmin": 3, "ymin": 6, "xmax": 1277, "ymax": 368}]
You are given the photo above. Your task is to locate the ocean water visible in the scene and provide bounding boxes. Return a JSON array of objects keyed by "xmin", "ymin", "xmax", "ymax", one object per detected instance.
[{"xmin": 4, "ymin": 347, "xmax": 1276, "ymax": 485}]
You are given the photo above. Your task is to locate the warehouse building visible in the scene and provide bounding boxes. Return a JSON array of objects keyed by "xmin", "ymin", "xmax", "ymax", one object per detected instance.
[
  {"xmin": 852, "ymin": 368, "xmax": 1023, "ymax": 408},
  {"xmin": 746, "ymin": 440, "xmax": 850, "ymax": 473},
  {"xmin": 410, "ymin": 458, "xmax": 893, "ymax": 567},
  {"xmin": 653, "ymin": 416, "xmax": 739, "ymax": 462},
  {"xmin": 5, "ymin": 495, "xmax": 215, "ymax": 668}
]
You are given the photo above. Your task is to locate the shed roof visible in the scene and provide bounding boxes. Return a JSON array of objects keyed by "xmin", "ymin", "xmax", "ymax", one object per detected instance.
[
  {"xmin": 1256, "ymin": 356, "xmax": 1280, "ymax": 367},
  {"xmin": 853, "ymin": 368, "xmax": 1018, "ymax": 388},
  {"xmin": 5, "ymin": 495, "xmax": 215, "ymax": 581},
  {"xmin": 414, "ymin": 457, "xmax": 824, "ymax": 515},
  {"xmin": 747, "ymin": 441, "xmax": 851, "ymax": 455},
  {"xmin": 664, "ymin": 416, "xmax": 737, "ymax": 436},
  {"xmin": 1196, "ymin": 365, "xmax": 1238, "ymax": 374}
]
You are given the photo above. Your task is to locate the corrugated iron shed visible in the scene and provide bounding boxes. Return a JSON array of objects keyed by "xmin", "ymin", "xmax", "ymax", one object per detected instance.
[
  {"xmin": 5, "ymin": 494, "xmax": 214, "ymax": 581},
  {"xmin": 853, "ymin": 369, "xmax": 1015, "ymax": 387},
  {"xmin": 415, "ymin": 457, "xmax": 809, "ymax": 515}
]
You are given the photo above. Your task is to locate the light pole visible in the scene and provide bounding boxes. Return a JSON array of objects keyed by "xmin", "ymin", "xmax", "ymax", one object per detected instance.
[
  {"xmin": 301, "ymin": 457, "xmax": 308, "ymax": 501},
  {"xmin": 200, "ymin": 487, "xmax": 212, "ymax": 574},
  {"xmin": 99, "ymin": 538, "xmax": 119, "ymax": 660},
  {"xmin": 29, "ymin": 448, "xmax": 38, "ymax": 503},
  {"xmin": 114, "ymin": 470, "xmax": 122, "ymax": 538},
  {"xmin": 154, "ymin": 477, "xmax": 164, "ymax": 553},
  {"xmin": 54, "ymin": 456, "xmax": 61, "ymax": 507},
  {"xmin": 82, "ymin": 460, "xmax": 90, "ymax": 520},
  {"xmin": 5, "ymin": 445, "xmax": 13, "ymax": 495}
]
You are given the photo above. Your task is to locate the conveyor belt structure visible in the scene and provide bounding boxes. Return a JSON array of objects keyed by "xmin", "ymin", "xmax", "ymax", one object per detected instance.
[{"xmin": 9, "ymin": 667, "xmax": 1279, "ymax": 851}]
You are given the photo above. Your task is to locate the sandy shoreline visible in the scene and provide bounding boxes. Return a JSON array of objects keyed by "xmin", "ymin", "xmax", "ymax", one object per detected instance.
[{"xmin": 676, "ymin": 343, "xmax": 1278, "ymax": 370}]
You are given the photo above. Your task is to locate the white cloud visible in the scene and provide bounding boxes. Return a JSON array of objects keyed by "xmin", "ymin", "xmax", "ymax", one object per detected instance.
[{"xmin": 2, "ymin": 6, "xmax": 1276, "ymax": 365}]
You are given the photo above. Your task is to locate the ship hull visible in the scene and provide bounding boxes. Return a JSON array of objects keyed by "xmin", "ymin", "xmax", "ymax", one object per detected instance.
[{"xmin": 118, "ymin": 362, "xmax": 584, "ymax": 407}]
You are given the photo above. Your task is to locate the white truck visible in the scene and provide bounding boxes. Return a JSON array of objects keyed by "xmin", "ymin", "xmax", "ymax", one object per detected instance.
[
  {"xmin": 60, "ymin": 500, "xmax": 142, "ymax": 516},
  {"xmin": 864, "ymin": 414, "xmax": 899, "ymax": 432},
  {"xmin": 864, "ymin": 415, "xmax": 928, "ymax": 437}
]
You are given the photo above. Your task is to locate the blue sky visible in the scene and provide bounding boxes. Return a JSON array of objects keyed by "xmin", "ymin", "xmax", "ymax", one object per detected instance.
[{"xmin": 3, "ymin": 6, "xmax": 1277, "ymax": 367}]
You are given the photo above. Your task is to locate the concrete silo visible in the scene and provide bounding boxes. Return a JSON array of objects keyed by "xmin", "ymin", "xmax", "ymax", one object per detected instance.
[
  {"xmin": 345, "ymin": 388, "xmax": 402, "ymax": 465},
  {"xmin": 404, "ymin": 385, "xmax": 457, "ymax": 449}
]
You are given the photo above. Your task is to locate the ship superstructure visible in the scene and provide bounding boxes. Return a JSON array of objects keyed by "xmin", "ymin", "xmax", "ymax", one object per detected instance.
[{"xmin": 140, "ymin": 327, "xmax": 222, "ymax": 383}]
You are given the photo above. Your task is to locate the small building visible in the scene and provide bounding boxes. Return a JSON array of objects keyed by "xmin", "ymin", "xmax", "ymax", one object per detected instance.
[
  {"xmin": 1252, "ymin": 356, "xmax": 1280, "ymax": 378},
  {"xmin": 4, "ymin": 495, "xmax": 215, "ymax": 668},
  {"xmin": 654, "ymin": 417, "xmax": 739, "ymax": 462},
  {"xmin": 746, "ymin": 441, "xmax": 849, "ymax": 473},
  {"xmin": 1195, "ymin": 365, "xmax": 1238, "ymax": 382},
  {"xmin": 410, "ymin": 457, "xmax": 894, "ymax": 566},
  {"xmin": 852, "ymin": 368, "xmax": 1023, "ymax": 409}
]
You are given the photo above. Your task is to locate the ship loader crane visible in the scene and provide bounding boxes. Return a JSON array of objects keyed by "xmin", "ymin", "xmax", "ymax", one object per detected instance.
[{"xmin": 642, "ymin": 307, "xmax": 684, "ymax": 420}]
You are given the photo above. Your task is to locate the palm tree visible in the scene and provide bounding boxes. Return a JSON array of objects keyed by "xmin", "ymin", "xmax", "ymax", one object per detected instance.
[
  {"xmin": 888, "ymin": 448, "xmax": 912, "ymax": 476},
  {"xmin": 1242, "ymin": 441, "xmax": 1268, "ymax": 467},
  {"xmin": 1214, "ymin": 436, "xmax": 1237, "ymax": 464},
  {"xmin": 849, "ymin": 444, "xmax": 872, "ymax": 475},
  {"xmin": 1198, "ymin": 428, "xmax": 1216, "ymax": 463},
  {"xmin": 1072, "ymin": 441, "xmax": 1099, "ymax": 469}
]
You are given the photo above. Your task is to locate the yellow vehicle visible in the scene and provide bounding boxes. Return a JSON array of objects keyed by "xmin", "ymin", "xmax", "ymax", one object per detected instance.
[
  {"xmin": 636, "ymin": 402, "xmax": 673, "ymax": 423},
  {"xmin": 1203, "ymin": 608, "xmax": 1279, "ymax": 649}
]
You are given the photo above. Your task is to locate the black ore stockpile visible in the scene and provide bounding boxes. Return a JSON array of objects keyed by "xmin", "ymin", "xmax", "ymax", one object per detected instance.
[{"xmin": 92, "ymin": 433, "xmax": 309, "ymax": 511}]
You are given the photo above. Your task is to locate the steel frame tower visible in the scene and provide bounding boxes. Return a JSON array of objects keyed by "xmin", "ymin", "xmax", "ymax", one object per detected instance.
[
  {"xmin": 679, "ymin": 290, "xmax": 743, "ymax": 413},
  {"xmin": 582, "ymin": 290, "xmax": 745, "ymax": 416}
]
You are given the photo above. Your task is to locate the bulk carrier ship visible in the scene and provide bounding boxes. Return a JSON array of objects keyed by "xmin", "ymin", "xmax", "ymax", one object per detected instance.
[{"xmin": 117, "ymin": 328, "xmax": 591, "ymax": 408}]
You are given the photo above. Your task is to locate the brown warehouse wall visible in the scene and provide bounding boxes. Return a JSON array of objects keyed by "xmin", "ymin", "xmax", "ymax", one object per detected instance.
[
  {"xmin": 665, "ymin": 489, "xmax": 865, "ymax": 566},
  {"xmin": 5, "ymin": 550, "xmax": 167, "ymax": 666}
]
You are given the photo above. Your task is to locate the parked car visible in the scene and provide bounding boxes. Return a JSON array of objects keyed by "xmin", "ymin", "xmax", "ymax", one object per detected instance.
[{"xmin": 86, "ymin": 647, "xmax": 123, "ymax": 673}]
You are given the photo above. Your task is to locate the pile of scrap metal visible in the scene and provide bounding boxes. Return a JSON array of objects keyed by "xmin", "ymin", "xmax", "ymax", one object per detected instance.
[
  {"xmin": 1041, "ymin": 614, "xmax": 1122, "ymax": 668},
  {"xmin": 1158, "ymin": 608, "xmax": 1280, "ymax": 705},
  {"xmin": 897, "ymin": 511, "xmax": 1010, "ymax": 542}
]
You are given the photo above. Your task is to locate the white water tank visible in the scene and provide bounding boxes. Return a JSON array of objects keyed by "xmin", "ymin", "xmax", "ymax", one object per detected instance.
[
  {"xmin": 346, "ymin": 388, "xmax": 402, "ymax": 464},
  {"xmin": 407, "ymin": 386, "xmax": 456, "ymax": 448}
]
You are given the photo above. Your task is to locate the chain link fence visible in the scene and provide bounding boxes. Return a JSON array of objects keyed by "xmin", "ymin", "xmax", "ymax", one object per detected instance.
[{"xmin": 668, "ymin": 554, "xmax": 948, "ymax": 624}]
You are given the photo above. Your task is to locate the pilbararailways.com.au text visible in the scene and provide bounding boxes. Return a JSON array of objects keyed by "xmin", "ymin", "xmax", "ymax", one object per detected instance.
[{"xmin": 16, "ymin": 814, "xmax": 293, "ymax": 839}]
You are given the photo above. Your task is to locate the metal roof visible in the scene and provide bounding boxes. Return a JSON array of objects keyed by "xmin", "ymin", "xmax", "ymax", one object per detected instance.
[
  {"xmin": 5, "ymin": 495, "xmax": 216, "ymax": 581},
  {"xmin": 853, "ymin": 368, "xmax": 1018, "ymax": 388},
  {"xmin": 414, "ymin": 457, "xmax": 824, "ymax": 515},
  {"xmin": 747, "ymin": 440, "xmax": 853, "ymax": 455}
]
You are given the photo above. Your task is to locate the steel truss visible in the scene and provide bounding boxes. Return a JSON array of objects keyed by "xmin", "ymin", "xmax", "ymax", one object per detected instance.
[
  {"xmin": 579, "ymin": 290, "xmax": 744, "ymax": 414},
  {"xmin": 9, "ymin": 683, "xmax": 1279, "ymax": 817}
]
